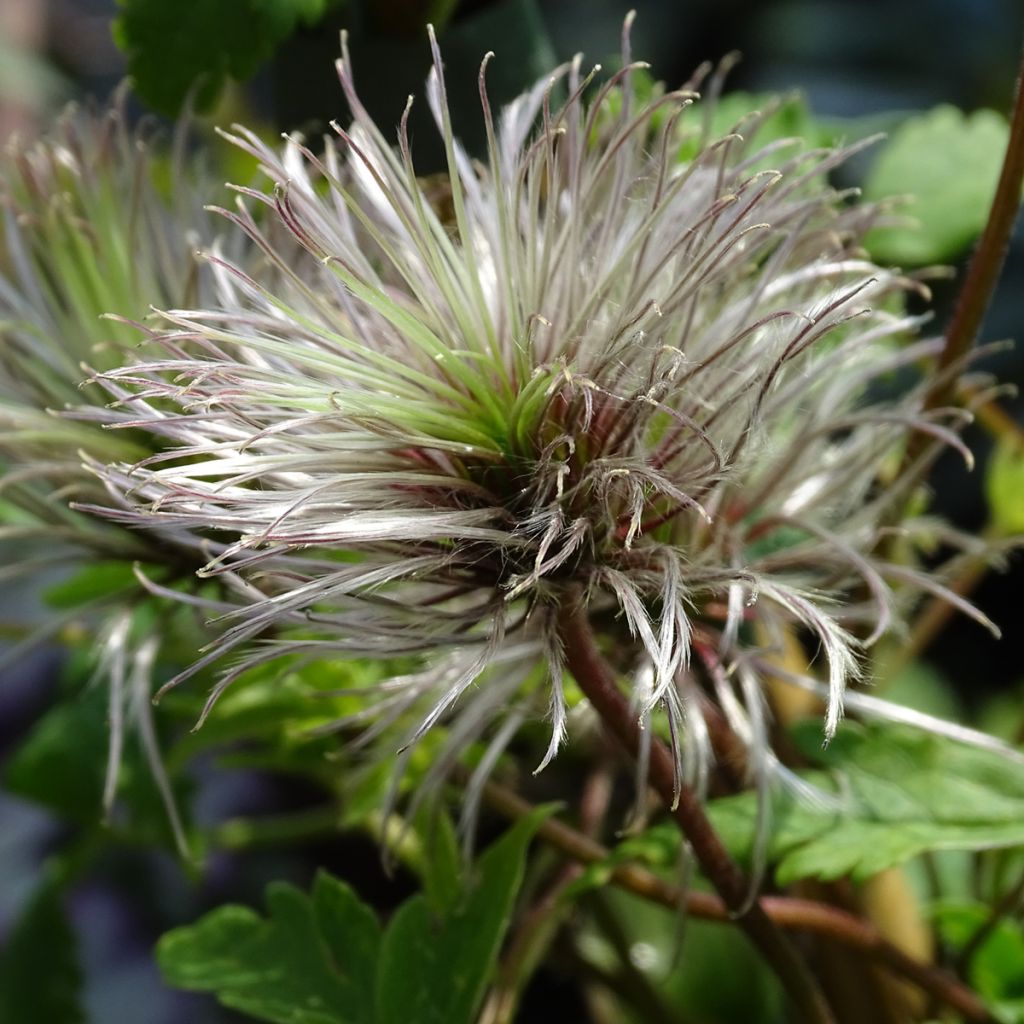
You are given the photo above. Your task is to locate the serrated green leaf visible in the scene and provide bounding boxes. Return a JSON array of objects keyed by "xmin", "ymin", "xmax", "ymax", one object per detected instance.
[
  {"xmin": 986, "ymin": 439, "xmax": 1024, "ymax": 536},
  {"xmin": 157, "ymin": 871, "xmax": 380, "ymax": 1024},
  {"xmin": 160, "ymin": 809, "xmax": 549, "ymax": 1024},
  {"xmin": 863, "ymin": 105, "xmax": 1013, "ymax": 265},
  {"xmin": 706, "ymin": 723, "xmax": 1024, "ymax": 884},
  {"xmin": 113, "ymin": 0, "xmax": 341, "ymax": 116},
  {"xmin": 376, "ymin": 806, "xmax": 552, "ymax": 1024},
  {"xmin": 0, "ymin": 881, "xmax": 85, "ymax": 1024}
]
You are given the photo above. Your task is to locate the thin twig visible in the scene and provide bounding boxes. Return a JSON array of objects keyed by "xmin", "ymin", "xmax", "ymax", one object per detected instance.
[
  {"xmin": 557, "ymin": 600, "xmax": 837, "ymax": 1024},
  {"xmin": 479, "ymin": 776, "xmax": 994, "ymax": 1022},
  {"xmin": 956, "ymin": 868, "xmax": 1024, "ymax": 973},
  {"xmin": 903, "ymin": 41, "xmax": 1024, "ymax": 475},
  {"xmin": 480, "ymin": 764, "xmax": 614, "ymax": 1024}
]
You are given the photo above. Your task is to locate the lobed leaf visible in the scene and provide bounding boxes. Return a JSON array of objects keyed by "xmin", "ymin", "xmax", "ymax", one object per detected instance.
[
  {"xmin": 157, "ymin": 807, "xmax": 550, "ymax": 1024},
  {"xmin": 157, "ymin": 872, "xmax": 380, "ymax": 1024}
]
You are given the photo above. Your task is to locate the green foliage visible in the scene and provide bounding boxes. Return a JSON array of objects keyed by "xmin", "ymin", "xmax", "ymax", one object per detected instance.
[
  {"xmin": 578, "ymin": 887, "xmax": 784, "ymax": 1024},
  {"xmin": 700, "ymin": 90, "xmax": 838, "ymax": 152},
  {"xmin": 5, "ymin": 688, "xmax": 110, "ymax": 822},
  {"xmin": 113, "ymin": 0, "xmax": 341, "ymax": 116},
  {"xmin": 43, "ymin": 561, "xmax": 159, "ymax": 609},
  {"xmin": 709, "ymin": 723, "xmax": 1024, "ymax": 883},
  {"xmin": 863, "ymin": 105, "xmax": 1012, "ymax": 265},
  {"xmin": 986, "ymin": 438, "xmax": 1024, "ymax": 536},
  {"xmin": 933, "ymin": 902, "xmax": 1024, "ymax": 1022},
  {"xmin": 0, "ymin": 880, "xmax": 85, "ymax": 1024},
  {"xmin": 4, "ymin": 677, "xmax": 185, "ymax": 844},
  {"xmin": 158, "ymin": 808, "xmax": 550, "ymax": 1024},
  {"xmin": 159, "ymin": 872, "xmax": 379, "ymax": 1024},
  {"xmin": 575, "ymin": 724, "xmax": 1024, "ymax": 888}
]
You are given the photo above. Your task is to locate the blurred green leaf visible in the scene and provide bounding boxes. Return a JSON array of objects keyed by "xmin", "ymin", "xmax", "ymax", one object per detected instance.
[
  {"xmin": 0, "ymin": 880, "xmax": 85, "ymax": 1024},
  {"xmin": 4, "ymin": 691, "xmax": 108, "ymax": 821},
  {"xmin": 708, "ymin": 723, "xmax": 1024, "ymax": 884},
  {"xmin": 883, "ymin": 661, "xmax": 963, "ymax": 722},
  {"xmin": 113, "ymin": 0, "xmax": 342, "ymax": 116},
  {"xmin": 577, "ymin": 886, "xmax": 784, "ymax": 1024},
  {"xmin": 158, "ymin": 871, "xmax": 381, "ymax": 1024},
  {"xmin": 863, "ymin": 105, "xmax": 1012, "ymax": 265},
  {"xmin": 414, "ymin": 806, "xmax": 462, "ymax": 914},
  {"xmin": 43, "ymin": 561, "xmax": 157, "ymax": 610},
  {"xmin": 933, "ymin": 902, "xmax": 1024, "ymax": 1021},
  {"xmin": 5, "ymin": 680, "xmax": 188, "ymax": 844},
  {"xmin": 986, "ymin": 438, "xmax": 1024, "ymax": 536}
]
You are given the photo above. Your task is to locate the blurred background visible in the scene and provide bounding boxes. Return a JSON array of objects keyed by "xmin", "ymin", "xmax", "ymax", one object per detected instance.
[{"xmin": 1, "ymin": 1, "xmax": 1022, "ymax": 1021}]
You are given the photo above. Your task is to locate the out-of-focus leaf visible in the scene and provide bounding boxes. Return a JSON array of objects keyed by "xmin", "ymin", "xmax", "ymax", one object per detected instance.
[
  {"xmin": 933, "ymin": 902, "xmax": 1024, "ymax": 1022},
  {"xmin": 883, "ymin": 661, "xmax": 963, "ymax": 722},
  {"xmin": 4, "ymin": 691, "xmax": 108, "ymax": 821},
  {"xmin": 863, "ymin": 105, "xmax": 1013, "ymax": 265},
  {"xmin": 157, "ymin": 871, "xmax": 380, "ymax": 1024},
  {"xmin": 986, "ymin": 438, "xmax": 1024, "ymax": 537},
  {"xmin": 43, "ymin": 561, "xmax": 158, "ymax": 609},
  {"xmin": 5, "ymin": 680, "xmax": 187, "ymax": 844},
  {"xmin": 113, "ymin": 0, "xmax": 342, "ymax": 116},
  {"xmin": 0, "ymin": 880, "xmax": 85, "ymax": 1024},
  {"xmin": 577, "ymin": 885, "xmax": 784, "ymax": 1024},
  {"xmin": 414, "ymin": 806, "xmax": 462, "ymax": 914},
  {"xmin": 376, "ymin": 807, "xmax": 551, "ymax": 1024}
]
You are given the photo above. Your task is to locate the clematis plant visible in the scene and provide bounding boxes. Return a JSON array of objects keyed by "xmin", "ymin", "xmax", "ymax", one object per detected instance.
[
  {"xmin": 91, "ymin": 31, "xmax": 1003, "ymax": 798},
  {"xmin": 4, "ymin": 17, "xmax": 1024, "ymax": 1024},
  {"xmin": 0, "ymin": 95, "xmax": 258, "ymax": 851}
]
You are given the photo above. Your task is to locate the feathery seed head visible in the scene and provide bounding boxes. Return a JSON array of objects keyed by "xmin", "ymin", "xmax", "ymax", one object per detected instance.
[{"xmin": 86, "ymin": 29, "xmax": 998, "ymax": 818}]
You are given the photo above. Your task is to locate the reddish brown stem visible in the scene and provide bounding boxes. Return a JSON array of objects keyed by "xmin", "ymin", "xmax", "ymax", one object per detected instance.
[
  {"xmin": 933, "ymin": 46, "xmax": 1024, "ymax": 409},
  {"xmin": 479, "ymin": 777, "xmax": 995, "ymax": 1022},
  {"xmin": 557, "ymin": 600, "xmax": 836, "ymax": 1024},
  {"xmin": 904, "ymin": 41, "xmax": 1024, "ymax": 474}
]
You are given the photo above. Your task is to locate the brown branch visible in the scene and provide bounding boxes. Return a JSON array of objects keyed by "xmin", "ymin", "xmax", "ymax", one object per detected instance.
[
  {"xmin": 479, "ymin": 776, "xmax": 995, "ymax": 1022},
  {"xmin": 903, "ymin": 41, "xmax": 1024, "ymax": 474},
  {"xmin": 557, "ymin": 600, "xmax": 837, "ymax": 1024}
]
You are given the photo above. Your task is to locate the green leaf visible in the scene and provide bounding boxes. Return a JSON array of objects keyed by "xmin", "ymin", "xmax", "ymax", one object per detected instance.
[
  {"xmin": 932, "ymin": 902, "xmax": 1024, "ymax": 1021},
  {"xmin": 5, "ymin": 692, "xmax": 108, "ymax": 821},
  {"xmin": 0, "ymin": 881, "xmax": 85, "ymax": 1024},
  {"xmin": 707, "ymin": 723, "xmax": 1024, "ymax": 884},
  {"xmin": 43, "ymin": 561, "xmax": 153, "ymax": 609},
  {"xmin": 578, "ymin": 885, "xmax": 784, "ymax": 1024},
  {"xmin": 157, "ymin": 871, "xmax": 381, "ymax": 1024},
  {"xmin": 863, "ymin": 105, "xmax": 1012, "ymax": 265},
  {"xmin": 160, "ymin": 809, "xmax": 549, "ymax": 1024},
  {"xmin": 113, "ymin": 0, "xmax": 340, "ymax": 116},
  {"xmin": 376, "ymin": 806, "xmax": 552, "ymax": 1024},
  {"xmin": 5, "ymin": 680, "xmax": 188, "ymax": 844},
  {"xmin": 414, "ymin": 806, "xmax": 462, "ymax": 914},
  {"xmin": 987, "ymin": 438, "xmax": 1024, "ymax": 536}
]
